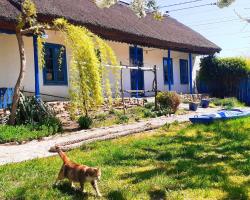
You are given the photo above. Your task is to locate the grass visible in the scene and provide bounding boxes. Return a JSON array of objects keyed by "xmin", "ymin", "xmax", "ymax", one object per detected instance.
[
  {"xmin": 1, "ymin": 116, "xmax": 250, "ymax": 199},
  {"xmin": 0, "ymin": 125, "xmax": 58, "ymax": 144},
  {"xmin": 210, "ymin": 97, "xmax": 245, "ymax": 109}
]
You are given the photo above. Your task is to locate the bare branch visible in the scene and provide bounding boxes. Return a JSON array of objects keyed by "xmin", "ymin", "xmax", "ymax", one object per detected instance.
[
  {"xmin": 21, "ymin": 24, "xmax": 52, "ymax": 35},
  {"xmin": 234, "ymin": 9, "xmax": 250, "ymax": 23}
]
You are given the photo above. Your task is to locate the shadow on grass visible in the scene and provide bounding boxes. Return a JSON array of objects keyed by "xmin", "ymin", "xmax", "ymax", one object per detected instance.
[
  {"xmin": 121, "ymin": 167, "xmax": 166, "ymax": 184},
  {"xmin": 55, "ymin": 182, "xmax": 89, "ymax": 200},
  {"xmin": 120, "ymin": 117, "xmax": 250, "ymax": 199},
  {"xmin": 9, "ymin": 187, "xmax": 27, "ymax": 200},
  {"xmin": 107, "ymin": 190, "xmax": 126, "ymax": 200},
  {"xmin": 148, "ymin": 189, "xmax": 166, "ymax": 200}
]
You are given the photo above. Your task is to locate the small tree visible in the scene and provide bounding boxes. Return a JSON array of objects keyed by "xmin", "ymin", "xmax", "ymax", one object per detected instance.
[
  {"xmin": 9, "ymin": 0, "xmax": 48, "ymax": 125},
  {"xmin": 53, "ymin": 19, "xmax": 118, "ymax": 118}
]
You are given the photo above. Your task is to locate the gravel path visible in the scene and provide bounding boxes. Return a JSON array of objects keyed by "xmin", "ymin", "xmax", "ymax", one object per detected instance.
[{"xmin": 0, "ymin": 107, "xmax": 220, "ymax": 165}]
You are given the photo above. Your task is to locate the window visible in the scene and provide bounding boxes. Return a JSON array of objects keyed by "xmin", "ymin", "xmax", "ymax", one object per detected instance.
[
  {"xmin": 179, "ymin": 59, "xmax": 189, "ymax": 84},
  {"xmin": 163, "ymin": 57, "xmax": 173, "ymax": 84},
  {"xmin": 43, "ymin": 43, "xmax": 67, "ymax": 85}
]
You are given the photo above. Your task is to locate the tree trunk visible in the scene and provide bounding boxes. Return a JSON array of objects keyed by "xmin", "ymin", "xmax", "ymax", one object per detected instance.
[{"xmin": 9, "ymin": 30, "xmax": 26, "ymax": 125}]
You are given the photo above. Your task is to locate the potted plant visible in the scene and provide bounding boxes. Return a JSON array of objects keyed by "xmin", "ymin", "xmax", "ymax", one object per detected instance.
[
  {"xmin": 189, "ymin": 95, "xmax": 199, "ymax": 111},
  {"xmin": 201, "ymin": 99, "xmax": 210, "ymax": 108}
]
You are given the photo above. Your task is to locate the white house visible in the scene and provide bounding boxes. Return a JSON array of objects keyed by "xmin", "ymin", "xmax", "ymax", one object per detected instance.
[{"xmin": 0, "ymin": 0, "xmax": 221, "ymax": 106}]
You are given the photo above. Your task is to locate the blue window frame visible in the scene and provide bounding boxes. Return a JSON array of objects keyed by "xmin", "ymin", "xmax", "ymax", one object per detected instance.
[
  {"xmin": 179, "ymin": 59, "xmax": 189, "ymax": 84},
  {"xmin": 43, "ymin": 43, "xmax": 68, "ymax": 85},
  {"xmin": 163, "ymin": 57, "xmax": 173, "ymax": 84}
]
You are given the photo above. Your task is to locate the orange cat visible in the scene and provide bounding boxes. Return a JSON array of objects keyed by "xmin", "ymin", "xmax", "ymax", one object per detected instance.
[{"xmin": 54, "ymin": 146, "xmax": 102, "ymax": 197}]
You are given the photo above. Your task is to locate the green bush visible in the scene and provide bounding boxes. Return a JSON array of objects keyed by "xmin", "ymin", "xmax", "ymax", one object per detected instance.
[
  {"xmin": 156, "ymin": 92, "xmax": 180, "ymax": 113},
  {"xmin": 155, "ymin": 109, "xmax": 169, "ymax": 117},
  {"xmin": 109, "ymin": 108, "xmax": 116, "ymax": 115},
  {"xmin": 143, "ymin": 110, "xmax": 157, "ymax": 118},
  {"xmin": 116, "ymin": 115, "xmax": 129, "ymax": 124},
  {"xmin": 16, "ymin": 93, "xmax": 62, "ymax": 133},
  {"xmin": 144, "ymin": 102, "xmax": 155, "ymax": 109},
  {"xmin": 198, "ymin": 56, "xmax": 250, "ymax": 97},
  {"xmin": 211, "ymin": 97, "xmax": 244, "ymax": 109},
  {"xmin": 78, "ymin": 116, "xmax": 93, "ymax": 129},
  {"xmin": 95, "ymin": 113, "xmax": 108, "ymax": 121}
]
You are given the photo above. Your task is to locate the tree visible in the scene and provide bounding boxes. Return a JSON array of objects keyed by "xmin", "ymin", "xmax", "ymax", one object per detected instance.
[
  {"xmin": 96, "ymin": 0, "xmax": 238, "ymax": 17},
  {"xmin": 9, "ymin": 0, "xmax": 118, "ymax": 124},
  {"xmin": 217, "ymin": 0, "xmax": 250, "ymax": 23},
  {"xmin": 217, "ymin": 0, "xmax": 236, "ymax": 8},
  {"xmin": 9, "ymin": 0, "xmax": 48, "ymax": 125},
  {"xmin": 95, "ymin": 0, "xmax": 158, "ymax": 17}
]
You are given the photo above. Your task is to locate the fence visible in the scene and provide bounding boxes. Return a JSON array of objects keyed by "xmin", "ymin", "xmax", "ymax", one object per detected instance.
[
  {"xmin": 238, "ymin": 78, "xmax": 250, "ymax": 106},
  {"xmin": 197, "ymin": 78, "xmax": 250, "ymax": 106},
  {"xmin": 0, "ymin": 88, "xmax": 14, "ymax": 109}
]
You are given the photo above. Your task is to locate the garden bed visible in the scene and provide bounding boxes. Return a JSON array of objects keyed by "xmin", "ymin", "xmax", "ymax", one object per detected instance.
[{"xmin": 0, "ymin": 94, "xmax": 244, "ymax": 144}]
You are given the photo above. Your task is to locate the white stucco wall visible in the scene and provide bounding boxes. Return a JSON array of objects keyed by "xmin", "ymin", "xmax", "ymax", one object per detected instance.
[
  {"xmin": 107, "ymin": 41, "xmax": 199, "ymax": 96},
  {"xmin": 0, "ymin": 31, "xmax": 199, "ymax": 100},
  {"xmin": 0, "ymin": 31, "xmax": 69, "ymax": 100}
]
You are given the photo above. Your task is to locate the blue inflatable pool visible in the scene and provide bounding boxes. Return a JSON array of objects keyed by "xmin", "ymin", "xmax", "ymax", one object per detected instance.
[{"xmin": 189, "ymin": 109, "xmax": 250, "ymax": 124}]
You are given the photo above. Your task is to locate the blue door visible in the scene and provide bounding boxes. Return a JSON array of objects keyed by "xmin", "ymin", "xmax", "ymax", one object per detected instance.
[{"xmin": 130, "ymin": 46, "xmax": 144, "ymax": 95}]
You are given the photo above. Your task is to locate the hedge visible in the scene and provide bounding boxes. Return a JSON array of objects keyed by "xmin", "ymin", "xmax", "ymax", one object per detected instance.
[{"xmin": 197, "ymin": 56, "xmax": 250, "ymax": 97}]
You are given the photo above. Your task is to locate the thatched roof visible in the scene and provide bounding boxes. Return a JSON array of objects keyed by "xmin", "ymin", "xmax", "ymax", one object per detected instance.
[{"xmin": 0, "ymin": 0, "xmax": 221, "ymax": 54}]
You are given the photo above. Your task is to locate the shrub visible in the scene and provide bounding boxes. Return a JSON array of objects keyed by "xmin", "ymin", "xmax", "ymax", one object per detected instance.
[
  {"xmin": 198, "ymin": 56, "xmax": 250, "ymax": 97},
  {"xmin": 135, "ymin": 117, "xmax": 141, "ymax": 122},
  {"xmin": 155, "ymin": 109, "xmax": 169, "ymax": 117},
  {"xmin": 143, "ymin": 110, "xmax": 157, "ymax": 118},
  {"xmin": 109, "ymin": 108, "xmax": 116, "ymax": 115},
  {"xmin": 116, "ymin": 115, "xmax": 129, "ymax": 124},
  {"xmin": 78, "ymin": 116, "xmax": 93, "ymax": 129},
  {"xmin": 156, "ymin": 92, "xmax": 181, "ymax": 113},
  {"xmin": 16, "ymin": 93, "xmax": 62, "ymax": 133},
  {"xmin": 95, "ymin": 113, "xmax": 108, "ymax": 121},
  {"xmin": 211, "ymin": 97, "xmax": 244, "ymax": 109},
  {"xmin": 144, "ymin": 102, "xmax": 155, "ymax": 109}
]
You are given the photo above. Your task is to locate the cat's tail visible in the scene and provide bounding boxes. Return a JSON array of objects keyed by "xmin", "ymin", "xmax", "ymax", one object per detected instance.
[{"xmin": 55, "ymin": 145, "xmax": 70, "ymax": 163}]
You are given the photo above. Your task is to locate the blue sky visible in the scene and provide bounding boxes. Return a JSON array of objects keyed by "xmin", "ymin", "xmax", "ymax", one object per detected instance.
[{"xmin": 125, "ymin": 0, "xmax": 250, "ymax": 57}]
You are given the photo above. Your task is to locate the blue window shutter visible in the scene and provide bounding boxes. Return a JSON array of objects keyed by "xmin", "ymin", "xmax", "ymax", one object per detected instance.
[
  {"xmin": 130, "ymin": 46, "xmax": 144, "ymax": 92},
  {"xmin": 170, "ymin": 59, "xmax": 173, "ymax": 84},
  {"xmin": 129, "ymin": 46, "xmax": 135, "ymax": 65},
  {"xmin": 180, "ymin": 59, "xmax": 189, "ymax": 84},
  {"xmin": 137, "ymin": 48, "xmax": 143, "ymax": 66},
  {"xmin": 163, "ymin": 58, "xmax": 173, "ymax": 84}
]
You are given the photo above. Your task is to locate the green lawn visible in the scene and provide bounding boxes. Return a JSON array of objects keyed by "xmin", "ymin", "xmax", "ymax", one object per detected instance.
[
  {"xmin": 0, "ymin": 125, "xmax": 59, "ymax": 144},
  {"xmin": 0, "ymin": 117, "xmax": 250, "ymax": 199}
]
